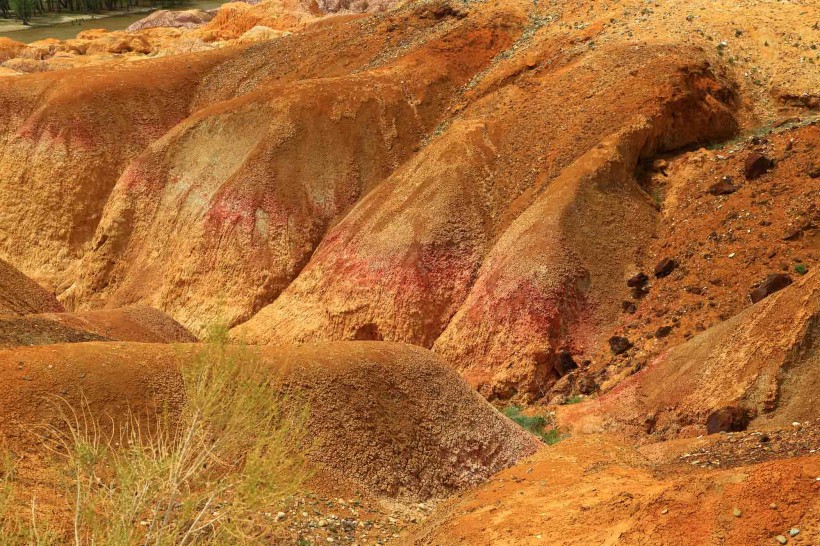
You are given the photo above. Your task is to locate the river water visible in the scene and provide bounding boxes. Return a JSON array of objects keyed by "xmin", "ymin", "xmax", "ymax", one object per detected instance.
[{"xmin": 0, "ymin": 0, "xmax": 224, "ymax": 43}]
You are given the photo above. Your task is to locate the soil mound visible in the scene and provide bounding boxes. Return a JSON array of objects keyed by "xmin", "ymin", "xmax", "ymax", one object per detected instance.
[
  {"xmin": 0, "ymin": 341, "xmax": 537, "ymax": 501},
  {"xmin": 0, "ymin": 316, "xmax": 109, "ymax": 347},
  {"xmin": 0, "ymin": 258, "xmax": 63, "ymax": 316},
  {"xmin": 35, "ymin": 306, "xmax": 196, "ymax": 343}
]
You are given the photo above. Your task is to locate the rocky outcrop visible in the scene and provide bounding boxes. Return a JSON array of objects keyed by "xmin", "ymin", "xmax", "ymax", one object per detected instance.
[
  {"xmin": 193, "ymin": 0, "xmax": 322, "ymax": 41},
  {"xmin": 318, "ymin": 0, "xmax": 402, "ymax": 12},
  {"xmin": 126, "ymin": 9, "xmax": 215, "ymax": 32},
  {"xmin": 233, "ymin": 43, "xmax": 738, "ymax": 400},
  {"xmin": 64, "ymin": 4, "xmax": 524, "ymax": 334},
  {"xmin": 0, "ymin": 37, "xmax": 25, "ymax": 63},
  {"xmin": 563, "ymin": 271, "xmax": 819, "ymax": 439}
]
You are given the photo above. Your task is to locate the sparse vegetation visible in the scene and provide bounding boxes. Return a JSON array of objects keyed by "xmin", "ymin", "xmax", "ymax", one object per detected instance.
[
  {"xmin": 503, "ymin": 406, "xmax": 562, "ymax": 445},
  {"xmin": 0, "ymin": 451, "xmax": 58, "ymax": 545},
  {"xmin": 651, "ymin": 188, "xmax": 663, "ymax": 209},
  {"xmin": 795, "ymin": 263, "xmax": 808, "ymax": 275},
  {"xmin": 562, "ymin": 395, "xmax": 584, "ymax": 405},
  {"xmin": 8, "ymin": 325, "xmax": 313, "ymax": 545}
]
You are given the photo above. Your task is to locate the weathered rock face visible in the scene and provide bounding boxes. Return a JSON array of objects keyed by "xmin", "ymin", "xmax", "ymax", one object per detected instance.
[
  {"xmin": 126, "ymin": 9, "xmax": 215, "ymax": 32},
  {"xmin": 563, "ymin": 271, "xmax": 819, "ymax": 439},
  {"xmin": 0, "ymin": 341, "xmax": 538, "ymax": 501},
  {"xmin": 62, "ymin": 4, "xmax": 524, "ymax": 334},
  {"xmin": 233, "ymin": 43, "xmax": 739, "ymax": 399},
  {"xmin": 0, "ymin": 49, "xmax": 233, "ymax": 288}
]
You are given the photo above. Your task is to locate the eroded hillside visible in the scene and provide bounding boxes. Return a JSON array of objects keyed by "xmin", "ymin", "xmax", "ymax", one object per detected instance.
[
  {"xmin": 3, "ymin": 0, "xmax": 816, "ymax": 400},
  {"xmin": 0, "ymin": 0, "xmax": 817, "ymax": 544}
]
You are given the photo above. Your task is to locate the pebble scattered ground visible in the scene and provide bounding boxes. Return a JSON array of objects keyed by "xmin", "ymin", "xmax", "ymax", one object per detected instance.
[{"xmin": 677, "ymin": 420, "xmax": 820, "ymax": 470}]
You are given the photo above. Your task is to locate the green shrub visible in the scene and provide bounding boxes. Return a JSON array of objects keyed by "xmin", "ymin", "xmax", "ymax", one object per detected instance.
[
  {"xmin": 795, "ymin": 263, "xmax": 808, "ymax": 275},
  {"xmin": 502, "ymin": 406, "xmax": 562, "ymax": 445},
  {"xmin": 562, "ymin": 395, "xmax": 584, "ymax": 405}
]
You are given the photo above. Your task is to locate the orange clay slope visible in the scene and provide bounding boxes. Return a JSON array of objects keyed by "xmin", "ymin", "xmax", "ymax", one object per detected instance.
[{"xmin": 405, "ymin": 432, "xmax": 819, "ymax": 546}]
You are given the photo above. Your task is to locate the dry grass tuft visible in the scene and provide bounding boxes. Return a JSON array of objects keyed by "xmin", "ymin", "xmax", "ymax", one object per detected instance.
[{"xmin": 4, "ymin": 325, "xmax": 311, "ymax": 545}]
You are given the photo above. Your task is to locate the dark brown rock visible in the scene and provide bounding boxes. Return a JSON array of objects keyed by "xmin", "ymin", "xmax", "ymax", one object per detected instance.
[
  {"xmin": 631, "ymin": 286, "xmax": 649, "ymax": 299},
  {"xmin": 706, "ymin": 406, "xmax": 750, "ymax": 434},
  {"xmin": 808, "ymin": 164, "xmax": 820, "ymax": 179},
  {"xmin": 749, "ymin": 273, "xmax": 793, "ymax": 303},
  {"xmin": 708, "ymin": 178, "xmax": 739, "ymax": 195},
  {"xmin": 744, "ymin": 152, "xmax": 774, "ymax": 180},
  {"xmin": 555, "ymin": 350, "xmax": 579, "ymax": 376},
  {"xmin": 608, "ymin": 336, "xmax": 633, "ymax": 355},
  {"xmin": 655, "ymin": 325, "xmax": 673, "ymax": 338},
  {"xmin": 627, "ymin": 272, "xmax": 649, "ymax": 287},
  {"xmin": 773, "ymin": 116, "xmax": 799, "ymax": 128},
  {"xmin": 654, "ymin": 258, "xmax": 678, "ymax": 278},
  {"xmin": 782, "ymin": 226, "xmax": 806, "ymax": 241}
]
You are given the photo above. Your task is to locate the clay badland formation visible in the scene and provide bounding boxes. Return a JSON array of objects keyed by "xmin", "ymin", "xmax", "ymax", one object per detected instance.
[{"xmin": 0, "ymin": 0, "xmax": 818, "ymax": 543}]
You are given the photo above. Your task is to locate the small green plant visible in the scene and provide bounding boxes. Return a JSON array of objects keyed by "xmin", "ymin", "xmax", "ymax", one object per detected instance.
[
  {"xmin": 795, "ymin": 263, "xmax": 808, "ymax": 275},
  {"xmin": 562, "ymin": 395, "xmax": 584, "ymax": 405},
  {"xmin": 651, "ymin": 188, "xmax": 662, "ymax": 209},
  {"xmin": 502, "ymin": 406, "xmax": 562, "ymax": 445}
]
